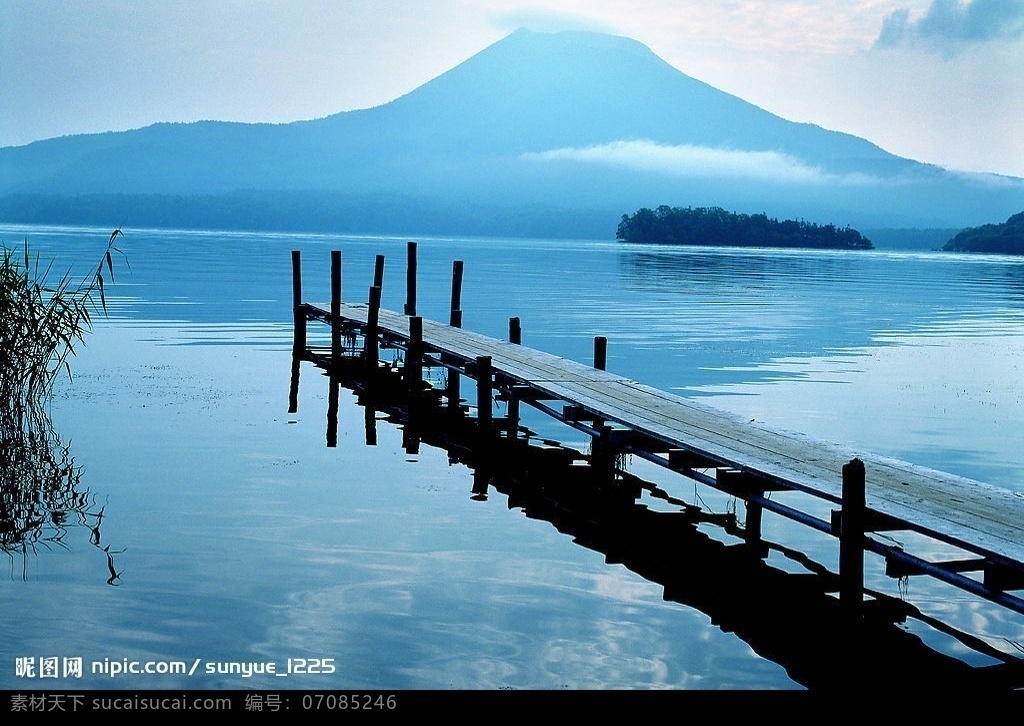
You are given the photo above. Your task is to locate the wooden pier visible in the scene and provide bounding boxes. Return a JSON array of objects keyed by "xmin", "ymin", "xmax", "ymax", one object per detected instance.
[{"xmin": 291, "ymin": 247, "xmax": 1024, "ymax": 624}]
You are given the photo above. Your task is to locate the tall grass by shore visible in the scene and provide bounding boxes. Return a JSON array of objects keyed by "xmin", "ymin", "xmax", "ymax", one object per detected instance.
[
  {"xmin": 0, "ymin": 228, "xmax": 126, "ymax": 419},
  {"xmin": 1, "ymin": 229, "xmax": 126, "ymax": 570}
]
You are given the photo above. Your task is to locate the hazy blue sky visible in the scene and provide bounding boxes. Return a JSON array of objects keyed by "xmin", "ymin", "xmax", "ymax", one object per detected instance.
[{"xmin": 2, "ymin": 0, "xmax": 1022, "ymax": 176}]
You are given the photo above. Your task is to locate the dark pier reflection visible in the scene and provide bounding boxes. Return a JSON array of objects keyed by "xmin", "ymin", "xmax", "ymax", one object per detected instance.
[
  {"xmin": 293, "ymin": 350, "xmax": 1024, "ymax": 691},
  {"xmin": 1, "ymin": 402, "xmax": 123, "ymax": 584}
]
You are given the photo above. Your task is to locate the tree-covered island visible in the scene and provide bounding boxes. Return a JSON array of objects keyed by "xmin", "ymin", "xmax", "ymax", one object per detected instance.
[
  {"xmin": 942, "ymin": 211, "xmax": 1024, "ymax": 255},
  {"xmin": 616, "ymin": 205, "xmax": 874, "ymax": 250}
]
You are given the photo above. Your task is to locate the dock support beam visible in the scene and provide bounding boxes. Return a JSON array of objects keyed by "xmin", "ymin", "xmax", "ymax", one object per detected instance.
[
  {"xmin": 507, "ymin": 317, "xmax": 522, "ymax": 438},
  {"xmin": 591, "ymin": 336, "xmax": 608, "ymax": 436},
  {"xmin": 476, "ymin": 355, "xmax": 493, "ymax": 435},
  {"xmin": 745, "ymin": 498, "xmax": 764, "ymax": 548},
  {"xmin": 509, "ymin": 317, "xmax": 522, "ymax": 345},
  {"xmin": 591, "ymin": 425, "xmax": 616, "ymax": 486},
  {"xmin": 365, "ymin": 285, "xmax": 381, "ymax": 373},
  {"xmin": 450, "ymin": 260, "xmax": 464, "ymax": 328},
  {"xmin": 327, "ymin": 250, "xmax": 341, "ymax": 449},
  {"xmin": 291, "ymin": 250, "xmax": 306, "ymax": 355},
  {"xmin": 374, "ymin": 254, "xmax": 385, "ymax": 289},
  {"xmin": 594, "ymin": 336, "xmax": 607, "ymax": 371},
  {"xmin": 405, "ymin": 241, "xmax": 417, "ymax": 316},
  {"xmin": 408, "ymin": 316, "xmax": 423, "ymax": 391},
  {"xmin": 289, "ymin": 250, "xmax": 304, "ymax": 416},
  {"xmin": 840, "ymin": 457, "xmax": 866, "ymax": 615},
  {"xmin": 446, "ymin": 261, "xmax": 464, "ymax": 412},
  {"xmin": 331, "ymin": 250, "xmax": 342, "ymax": 365}
]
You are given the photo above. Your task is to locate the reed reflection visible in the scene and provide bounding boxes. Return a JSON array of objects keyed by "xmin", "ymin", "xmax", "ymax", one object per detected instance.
[{"xmin": 1, "ymin": 402, "xmax": 123, "ymax": 584}]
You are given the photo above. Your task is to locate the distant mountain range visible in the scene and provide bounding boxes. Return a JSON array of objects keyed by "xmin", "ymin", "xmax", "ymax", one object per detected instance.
[{"xmin": 2, "ymin": 28, "xmax": 1022, "ymax": 238}]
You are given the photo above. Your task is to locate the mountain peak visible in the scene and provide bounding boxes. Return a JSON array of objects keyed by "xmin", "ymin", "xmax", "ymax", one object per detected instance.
[
  {"xmin": 380, "ymin": 25, "xmax": 737, "ymax": 154},
  {"xmin": 502, "ymin": 26, "xmax": 659, "ymax": 52},
  {"xmin": 3, "ymin": 27, "xmax": 1022, "ymax": 232}
]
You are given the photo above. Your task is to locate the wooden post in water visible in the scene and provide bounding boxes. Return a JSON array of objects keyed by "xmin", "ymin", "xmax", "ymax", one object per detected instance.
[
  {"xmin": 446, "ymin": 261, "xmax": 464, "ymax": 412},
  {"xmin": 591, "ymin": 335, "xmax": 608, "ymax": 434},
  {"xmin": 506, "ymin": 317, "xmax": 521, "ymax": 439},
  {"xmin": 289, "ymin": 250, "xmax": 304, "ymax": 416},
  {"xmin": 327, "ymin": 250, "xmax": 343, "ymax": 448},
  {"xmin": 373, "ymin": 254, "xmax": 385, "ymax": 290},
  {"xmin": 450, "ymin": 260, "xmax": 464, "ymax": 328},
  {"xmin": 366, "ymin": 285, "xmax": 381, "ymax": 373},
  {"xmin": 745, "ymin": 496, "xmax": 764, "ymax": 550},
  {"xmin": 592, "ymin": 424, "xmax": 616, "ymax": 486},
  {"xmin": 408, "ymin": 316, "xmax": 424, "ymax": 392},
  {"xmin": 405, "ymin": 241, "xmax": 417, "ymax": 316},
  {"xmin": 594, "ymin": 336, "xmax": 607, "ymax": 371},
  {"xmin": 509, "ymin": 317, "xmax": 522, "ymax": 345},
  {"xmin": 291, "ymin": 250, "xmax": 306, "ymax": 355},
  {"xmin": 840, "ymin": 457, "xmax": 866, "ymax": 615},
  {"xmin": 331, "ymin": 250, "xmax": 342, "ymax": 370},
  {"xmin": 476, "ymin": 355, "xmax": 493, "ymax": 435}
]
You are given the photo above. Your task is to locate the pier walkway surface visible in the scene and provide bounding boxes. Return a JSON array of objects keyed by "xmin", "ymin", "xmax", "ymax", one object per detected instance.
[{"xmin": 303, "ymin": 301, "xmax": 1024, "ymax": 584}]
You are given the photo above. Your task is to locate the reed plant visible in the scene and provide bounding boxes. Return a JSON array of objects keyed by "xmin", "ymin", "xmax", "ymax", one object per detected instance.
[
  {"xmin": 0, "ymin": 228, "xmax": 126, "ymax": 420},
  {"xmin": 1, "ymin": 229, "xmax": 126, "ymax": 574}
]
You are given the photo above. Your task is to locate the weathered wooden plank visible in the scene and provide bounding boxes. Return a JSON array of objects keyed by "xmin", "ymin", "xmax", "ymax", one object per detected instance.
[{"xmin": 308, "ymin": 302, "xmax": 1024, "ymax": 564}]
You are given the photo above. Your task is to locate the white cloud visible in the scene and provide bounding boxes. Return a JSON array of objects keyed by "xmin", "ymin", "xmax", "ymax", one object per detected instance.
[
  {"xmin": 522, "ymin": 140, "xmax": 880, "ymax": 185},
  {"xmin": 876, "ymin": 0, "xmax": 1024, "ymax": 52}
]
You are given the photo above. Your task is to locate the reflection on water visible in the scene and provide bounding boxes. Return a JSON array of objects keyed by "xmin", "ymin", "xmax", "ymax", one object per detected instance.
[
  {"xmin": 619, "ymin": 246, "xmax": 1022, "ymax": 364},
  {"xmin": 0, "ymin": 401, "xmax": 121, "ymax": 584}
]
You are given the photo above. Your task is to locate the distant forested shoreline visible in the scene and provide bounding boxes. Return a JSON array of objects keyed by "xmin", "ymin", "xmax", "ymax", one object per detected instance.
[
  {"xmin": 942, "ymin": 211, "xmax": 1024, "ymax": 254},
  {"xmin": 0, "ymin": 191, "xmax": 614, "ymax": 240},
  {"xmin": 617, "ymin": 205, "xmax": 874, "ymax": 250}
]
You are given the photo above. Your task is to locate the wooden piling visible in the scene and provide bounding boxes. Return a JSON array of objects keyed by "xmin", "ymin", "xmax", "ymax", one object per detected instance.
[
  {"xmin": 592, "ymin": 335, "xmax": 608, "ymax": 433},
  {"xmin": 331, "ymin": 250, "xmax": 342, "ymax": 369},
  {"xmin": 450, "ymin": 260, "xmax": 464, "ymax": 328},
  {"xmin": 509, "ymin": 317, "xmax": 522, "ymax": 345},
  {"xmin": 365, "ymin": 285, "xmax": 381, "ymax": 372},
  {"xmin": 408, "ymin": 316, "xmax": 424, "ymax": 391},
  {"xmin": 745, "ymin": 497, "xmax": 764, "ymax": 549},
  {"xmin": 291, "ymin": 250, "xmax": 306, "ymax": 354},
  {"xmin": 329, "ymin": 248, "xmax": 346, "ymax": 446},
  {"xmin": 592, "ymin": 424, "xmax": 616, "ymax": 485},
  {"xmin": 373, "ymin": 254, "xmax": 385, "ymax": 289},
  {"xmin": 446, "ymin": 261, "xmax": 464, "ymax": 410},
  {"xmin": 405, "ymin": 241, "xmax": 417, "ymax": 316},
  {"xmin": 507, "ymin": 318, "xmax": 521, "ymax": 438},
  {"xmin": 476, "ymin": 355, "xmax": 493, "ymax": 433},
  {"xmin": 840, "ymin": 457, "xmax": 866, "ymax": 614},
  {"xmin": 594, "ymin": 336, "xmax": 607, "ymax": 371}
]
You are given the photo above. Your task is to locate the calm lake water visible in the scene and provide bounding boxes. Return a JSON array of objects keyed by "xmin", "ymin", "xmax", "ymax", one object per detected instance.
[{"xmin": 2, "ymin": 223, "xmax": 1023, "ymax": 691}]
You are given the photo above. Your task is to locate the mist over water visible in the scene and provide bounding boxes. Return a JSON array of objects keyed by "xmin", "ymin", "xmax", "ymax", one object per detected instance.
[{"xmin": 2, "ymin": 224, "xmax": 1022, "ymax": 690}]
